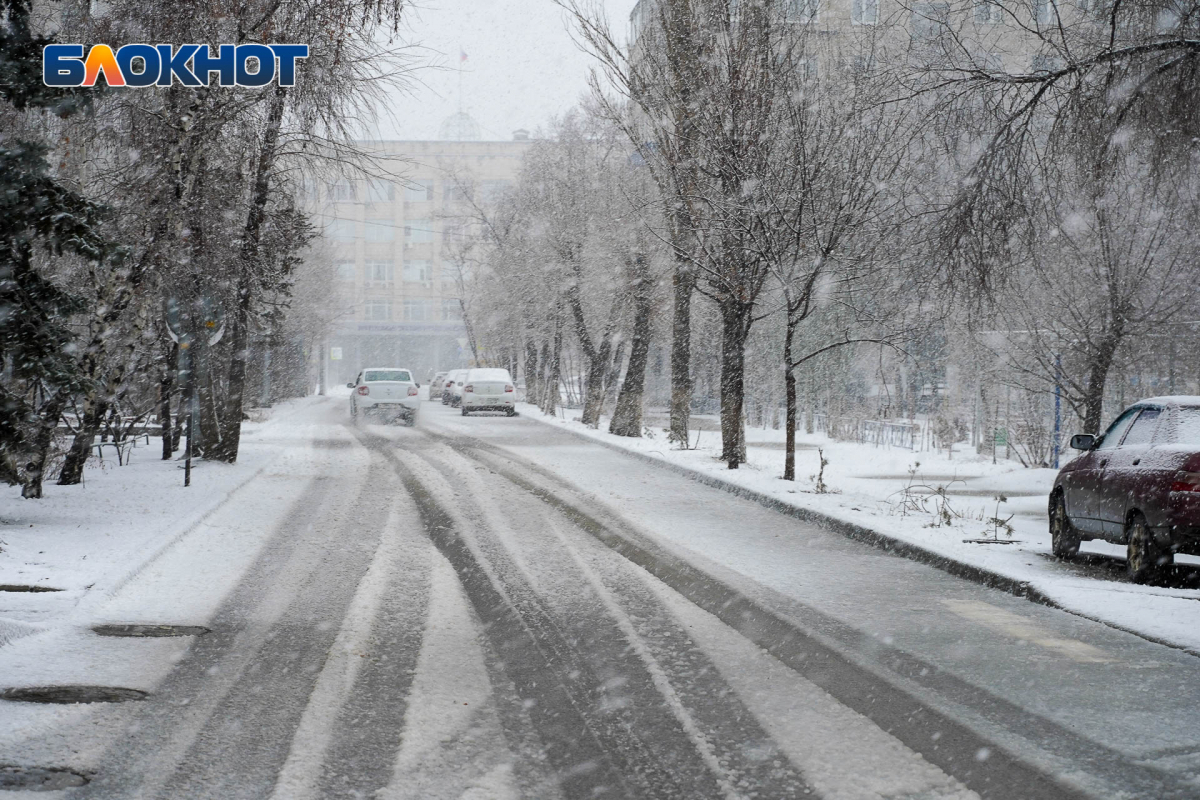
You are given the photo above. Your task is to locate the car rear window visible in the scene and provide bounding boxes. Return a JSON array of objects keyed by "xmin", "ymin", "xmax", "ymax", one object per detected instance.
[
  {"xmin": 468, "ymin": 369, "xmax": 513, "ymax": 382},
  {"xmin": 364, "ymin": 370, "xmax": 411, "ymax": 383},
  {"xmin": 1176, "ymin": 408, "xmax": 1200, "ymax": 444}
]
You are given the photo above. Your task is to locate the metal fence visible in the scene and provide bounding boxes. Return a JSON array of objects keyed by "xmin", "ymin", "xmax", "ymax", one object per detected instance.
[{"xmin": 812, "ymin": 414, "xmax": 922, "ymax": 450}]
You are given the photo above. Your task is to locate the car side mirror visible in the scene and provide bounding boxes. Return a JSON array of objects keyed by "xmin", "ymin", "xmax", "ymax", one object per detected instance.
[
  {"xmin": 416, "ymin": 383, "xmax": 421, "ymax": 388},
  {"xmin": 346, "ymin": 382, "xmax": 355, "ymax": 389},
  {"xmin": 1069, "ymin": 434, "xmax": 1096, "ymax": 451}
]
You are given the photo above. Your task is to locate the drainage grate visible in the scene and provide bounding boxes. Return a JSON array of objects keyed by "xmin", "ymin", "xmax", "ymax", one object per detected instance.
[
  {"xmin": 0, "ymin": 585, "xmax": 62, "ymax": 593},
  {"xmin": 0, "ymin": 765, "xmax": 88, "ymax": 791},
  {"xmin": 0, "ymin": 685, "xmax": 148, "ymax": 704},
  {"xmin": 92, "ymin": 624, "xmax": 210, "ymax": 638}
]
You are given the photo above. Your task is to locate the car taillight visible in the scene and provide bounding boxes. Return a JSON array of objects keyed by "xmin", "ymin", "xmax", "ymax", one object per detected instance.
[
  {"xmin": 505, "ymin": 385, "xmax": 514, "ymax": 393},
  {"xmin": 1171, "ymin": 471, "xmax": 1200, "ymax": 493},
  {"xmin": 464, "ymin": 384, "xmax": 474, "ymax": 393},
  {"xmin": 357, "ymin": 386, "xmax": 369, "ymax": 396},
  {"xmin": 407, "ymin": 386, "xmax": 418, "ymax": 396}
]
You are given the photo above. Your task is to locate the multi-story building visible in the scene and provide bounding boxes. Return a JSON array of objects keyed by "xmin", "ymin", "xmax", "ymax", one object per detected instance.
[{"xmin": 317, "ymin": 113, "xmax": 531, "ymax": 385}]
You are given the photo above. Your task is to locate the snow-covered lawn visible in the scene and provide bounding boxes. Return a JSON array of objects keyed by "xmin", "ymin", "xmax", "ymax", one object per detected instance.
[
  {"xmin": 0, "ymin": 397, "xmax": 316, "ymax": 648},
  {"xmin": 521, "ymin": 404, "xmax": 1200, "ymax": 655}
]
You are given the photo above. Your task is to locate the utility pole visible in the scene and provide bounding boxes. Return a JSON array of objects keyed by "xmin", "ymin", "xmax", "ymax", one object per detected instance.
[{"xmin": 1053, "ymin": 353, "xmax": 1062, "ymax": 469}]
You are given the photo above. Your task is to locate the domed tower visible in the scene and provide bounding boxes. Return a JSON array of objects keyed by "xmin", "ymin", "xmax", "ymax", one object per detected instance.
[{"xmin": 438, "ymin": 112, "xmax": 482, "ymax": 141}]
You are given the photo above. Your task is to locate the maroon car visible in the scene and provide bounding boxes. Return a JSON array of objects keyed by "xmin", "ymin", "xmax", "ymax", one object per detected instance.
[{"xmin": 1050, "ymin": 396, "xmax": 1200, "ymax": 583}]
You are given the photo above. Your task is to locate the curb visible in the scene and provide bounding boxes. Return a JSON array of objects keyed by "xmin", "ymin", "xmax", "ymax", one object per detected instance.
[{"xmin": 517, "ymin": 407, "xmax": 1200, "ymax": 658}]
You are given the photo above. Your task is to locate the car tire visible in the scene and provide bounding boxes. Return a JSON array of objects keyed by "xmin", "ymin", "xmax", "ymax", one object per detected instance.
[
  {"xmin": 1049, "ymin": 493, "xmax": 1080, "ymax": 558},
  {"xmin": 1126, "ymin": 512, "xmax": 1171, "ymax": 584},
  {"xmin": 506, "ymin": 408, "xmax": 516, "ymax": 417},
  {"xmin": 461, "ymin": 406, "xmax": 469, "ymax": 416},
  {"xmin": 406, "ymin": 414, "xmax": 417, "ymax": 427}
]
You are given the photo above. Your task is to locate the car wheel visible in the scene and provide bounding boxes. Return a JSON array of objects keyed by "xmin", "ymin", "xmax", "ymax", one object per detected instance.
[
  {"xmin": 1049, "ymin": 493, "xmax": 1080, "ymax": 558},
  {"xmin": 406, "ymin": 414, "xmax": 417, "ymax": 427},
  {"xmin": 506, "ymin": 408, "xmax": 516, "ymax": 417},
  {"xmin": 461, "ymin": 406, "xmax": 469, "ymax": 416},
  {"xmin": 1126, "ymin": 512, "xmax": 1171, "ymax": 584}
]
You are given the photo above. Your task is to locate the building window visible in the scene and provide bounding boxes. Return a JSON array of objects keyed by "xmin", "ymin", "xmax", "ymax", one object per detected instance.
[
  {"xmin": 364, "ymin": 218, "xmax": 394, "ymax": 242},
  {"xmin": 403, "ymin": 298, "xmax": 428, "ymax": 321},
  {"xmin": 798, "ymin": 59, "xmax": 819, "ymax": 81},
  {"xmin": 328, "ymin": 219, "xmax": 355, "ymax": 242},
  {"xmin": 404, "ymin": 180, "xmax": 435, "ymax": 203},
  {"xmin": 444, "ymin": 184, "xmax": 473, "ymax": 206},
  {"xmin": 365, "ymin": 260, "xmax": 394, "ymax": 285},
  {"xmin": 974, "ymin": 0, "xmax": 1003, "ymax": 22},
  {"xmin": 365, "ymin": 296, "xmax": 391, "ymax": 321},
  {"xmin": 1031, "ymin": 0, "xmax": 1052, "ymax": 23},
  {"xmin": 852, "ymin": 0, "xmax": 878, "ymax": 24},
  {"xmin": 366, "ymin": 179, "xmax": 394, "ymax": 203},
  {"xmin": 911, "ymin": 2, "xmax": 949, "ymax": 39},
  {"xmin": 329, "ymin": 180, "xmax": 355, "ymax": 203},
  {"xmin": 336, "ymin": 261, "xmax": 356, "ymax": 281},
  {"xmin": 477, "ymin": 180, "xmax": 510, "ymax": 203},
  {"xmin": 442, "ymin": 299, "xmax": 463, "ymax": 321},
  {"xmin": 403, "ymin": 259, "xmax": 431, "ymax": 283},
  {"xmin": 405, "ymin": 220, "xmax": 434, "ymax": 246},
  {"xmin": 785, "ymin": 0, "xmax": 819, "ymax": 23}
]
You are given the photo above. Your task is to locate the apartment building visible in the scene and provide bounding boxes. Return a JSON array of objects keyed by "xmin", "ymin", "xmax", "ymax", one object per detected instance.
[
  {"xmin": 318, "ymin": 115, "xmax": 531, "ymax": 384},
  {"xmin": 629, "ymin": 0, "xmax": 1068, "ymax": 75}
]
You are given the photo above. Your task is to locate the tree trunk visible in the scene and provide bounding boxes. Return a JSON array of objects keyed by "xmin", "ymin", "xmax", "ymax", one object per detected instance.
[
  {"xmin": 524, "ymin": 339, "xmax": 540, "ymax": 406},
  {"xmin": 783, "ymin": 320, "xmax": 797, "ymax": 481},
  {"xmin": 719, "ymin": 302, "xmax": 751, "ymax": 468},
  {"xmin": 211, "ymin": 87, "xmax": 287, "ymax": 463},
  {"xmin": 604, "ymin": 340, "xmax": 626, "ymax": 408},
  {"xmin": 537, "ymin": 338, "xmax": 551, "ymax": 410},
  {"xmin": 668, "ymin": 257, "xmax": 694, "ymax": 444},
  {"xmin": 58, "ymin": 292, "xmax": 152, "ymax": 484},
  {"xmin": 1083, "ymin": 333, "xmax": 1122, "ymax": 433},
  {"xmin": 610, "ymin": 269, "xmax": 653, "ymax": 438},
  {"xmin": 23, "ymin": 393, "xmax": 67, "ymax": 499},
  {"xmin": 580, "ymin": 334, "xmax": 612, "ymax": 427},
  {"xmin": 160, "ymin": 342, "xmax": 176, "ymax": 460},
  {"xmin": 805, "ymin": 365, "xmax": 816, "ymax": 434},
  {"xmin": 543, "ymin": 313, "xmax": 563, "ymax": 416}
]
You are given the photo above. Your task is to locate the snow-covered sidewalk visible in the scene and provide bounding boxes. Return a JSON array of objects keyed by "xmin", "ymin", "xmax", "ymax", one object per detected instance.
[
  {"xmin": 520, "ymin": 403, "xmax": 1200, "ymax": 655},
  {"xmin": 0, "ymin": 397, "xmax": 318, "ymax": 648}
]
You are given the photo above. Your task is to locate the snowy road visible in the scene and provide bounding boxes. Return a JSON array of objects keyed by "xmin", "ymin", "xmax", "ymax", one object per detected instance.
[{"xmin": 2, "ymin": 396, "xmax": 1200, "ymax": 798}]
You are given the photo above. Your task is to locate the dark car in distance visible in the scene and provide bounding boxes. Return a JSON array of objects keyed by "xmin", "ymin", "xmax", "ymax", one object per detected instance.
[{"xmin": 1050, "ymin": 396, "xmax": 1200, "ymax": 583}]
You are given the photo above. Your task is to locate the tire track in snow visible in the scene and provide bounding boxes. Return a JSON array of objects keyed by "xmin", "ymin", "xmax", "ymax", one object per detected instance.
[
  {"xmin": 421, "ymin": 428, "xmax": 1172, "ymax": 800},
  {"xmin": 360, "ymin": 427, "xmax": 687, "ymax": 799},
  {"xmin": 393, "ymin": 438, "xmax": 806, "ymax": 800},
  {"xmin": 268, "ymin": 488, "xmax": 430, "ymax": 800},
  {"xmin": 76, "ymin": 442, "xmax": 392, "ymax": 799}
]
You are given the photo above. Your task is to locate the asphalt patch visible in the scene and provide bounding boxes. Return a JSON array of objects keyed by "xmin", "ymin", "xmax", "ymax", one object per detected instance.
[
  {"xmin": 92, "ymin": 624, "xmax": 210, "ymax": 638},
  {"xmin": 0, "ymin": 765, "xmax": 88, "ymax": 791},
  {"xmin": 0, "ymin": 685, "xmax": 148, "ymax": 704}
]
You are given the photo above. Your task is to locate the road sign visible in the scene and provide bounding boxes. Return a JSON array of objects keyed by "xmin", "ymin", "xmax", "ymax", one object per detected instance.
[{"xmin": 330, "ymin": 347, "xmax": 343, "ymax": 361}]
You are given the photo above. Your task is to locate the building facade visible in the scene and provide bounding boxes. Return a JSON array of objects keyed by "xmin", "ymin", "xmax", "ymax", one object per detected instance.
[{"xmin": 317, "ymin": 118, "xmax": 531, "ymax": 385}]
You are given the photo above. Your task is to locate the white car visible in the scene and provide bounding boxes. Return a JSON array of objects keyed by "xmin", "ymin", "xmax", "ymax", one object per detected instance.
[
  {"xmin": 460, "ymin": 368, "xmax": 517, "ymax": 416},
  {"xmin": 444, "ymin": 369, "xmax": 468, "ymax": 407},
  {"xmin": 348, "ymin": 368, "xmax": 421, "ymax": 425}
]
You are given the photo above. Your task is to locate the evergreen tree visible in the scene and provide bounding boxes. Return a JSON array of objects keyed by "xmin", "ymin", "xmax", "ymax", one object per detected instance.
[{"xmin": 0, "ymin": 0, "xmax": 110, "ymax": 497}]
